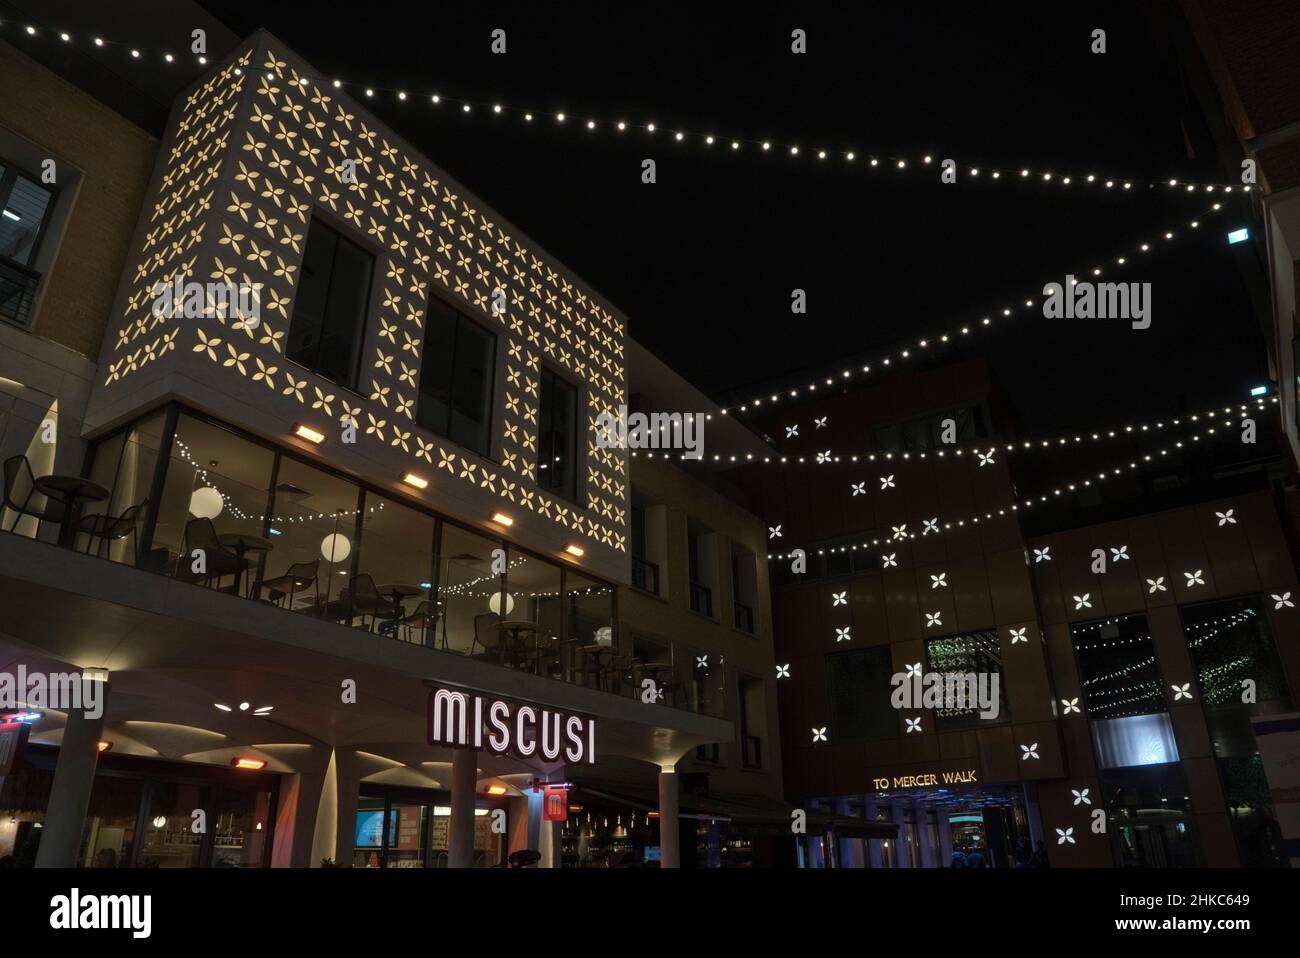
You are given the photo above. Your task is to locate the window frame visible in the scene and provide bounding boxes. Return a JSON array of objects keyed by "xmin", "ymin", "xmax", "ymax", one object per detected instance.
[
  {"xmin": 534, "ymin": 361, "xmax": 582, "ymax": 503},
  {"xmin": 415, "ymin": 291, "xmax": 499, "ymax": 459}
]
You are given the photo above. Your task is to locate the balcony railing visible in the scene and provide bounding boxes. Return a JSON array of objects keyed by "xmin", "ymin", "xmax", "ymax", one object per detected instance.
[
  {"xmin": 630, "ymin": 555, "xmax": 659, "ymax": 595},
  {"xmin": 733, "ymin": 600, "xmax": 754, "ymax": 633},
  {"xmin": 689, "ymin": 581, "xmax": 712, "ymax": 616},
  {"xmin": 0, "ymin": 257, "xmax": 41, "ymax": 328}
]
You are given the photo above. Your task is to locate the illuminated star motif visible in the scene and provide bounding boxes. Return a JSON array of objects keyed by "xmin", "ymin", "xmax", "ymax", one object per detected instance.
[
  {"xmin": 1172, "ymin": 683, "xmax": 1193, "ymax": 701},
  {"xmin": 1071, "ymin": 788, "xmax": 1091, "ymax": 806},
  {"xmin": 851, "ymin": 482, "xmax": 866, "ymax": 496},
  {"xmin": 817, "ymin": 450, "xmax": 832, "ymax": 464},
  {"xmin": 892, "ymin": 524, "xmax": 908, "ymax": 540},
  {"xmin": 1033, "ymin": 547, "xmax": 1052, "ymax": 563},
  {"xmin": 1062, "ymin": 698, "xmax": 1080, "ymax": 714},
  {"xmin": 880, "ymin": 475, "xmax": 895, "ymax": 490},
  {"xmin": 776, "ymin": 663, "xmax": 791, "ymax": 678},
  {"xmin": 1215, "ymin": 509, "xmax": 1235, "ymax": 526},
  {"xmin": 1110, "ymin": 545, "xmax": 1130, "ymax": 561},
  {"xmin": 922, "ymin": 517, "xmax": 939, "ymax": 535},
  {"xmin": 1147, "ymin": 577, "xmax": 1166, "ymax": 593},
  {"xmin": 695, "ymin": 655, "xmax": 709, "ymax": 669},
  {"xmin": 1073, "ymin": 593, "xmax": 1092, "ymax": 610},
  {"xmin": 930, "ymin": 573, "xmax": 947, "ymax": 589},
  {"xmin": 925, "ymin": 612, "xmax": 942, "ymax": 628},
  {"xmin": 905, "ymin": 717, "xmax": 922, "ymax": 734},
  {"xmin": 835, "ymin": 627, "xmax": 852, "ymax": 642},
  {"xmin": 1009, "ymin": 627, "xmax": 1028, "ymax": 644},
  {"xmin": 977, "ymin": 450, "xmax": 995, "ymax": 467},
  {"xmin": 1020, "ymin": 743, "xmax": 1040, "ymax": 760},
  {"xmin": 812, "ymin": 727, "xmax": 828, "ymax": 743},
  {"xmin": 832, "ymin": 591, "xmax": 848, "ymax": 606},
  {"xmin": 905, "ymin": 662, "xmax": 922, "ymax": 678},
  {"xmin": 1056, "ymin": 827, "xmax": 1076, "ymax": 845},
  {"xmin": 768, "ymin": 525, "xmax": 783, "ymax": 539},
  {"xmin": 814, "ymin": 417, "xmax": 828, "ymax": 429},
  {"xmin": 882, "ymin": 553, "xmax": 898, "ymax": 568},
  {"xmin": 785, "ymin": 425, "xmax": 799, "ymax": 438},
  {"xmin": 1184, "ymin": 570, "xmax": 1205, "ymax": 586},
  {"xmin": 1272, "ymin": 592, "xmax": 1294, "ymax": 610}
]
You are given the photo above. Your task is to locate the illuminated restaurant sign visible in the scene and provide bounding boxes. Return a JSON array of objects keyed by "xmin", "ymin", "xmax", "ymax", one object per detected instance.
[
  {"xmin": 872, "ymin": 769, "xmax": 978, "ymax": 789},
  {"xmin": 427, "ymin": 688, "xmax": 597, "ymax": 765}
]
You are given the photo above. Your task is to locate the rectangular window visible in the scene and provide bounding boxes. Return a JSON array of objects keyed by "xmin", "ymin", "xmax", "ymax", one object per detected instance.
[
  {"xmin": 924, "ymin": 630, "xmax": 1008, "ymax": 730},
  {"xmin": 286, "ymin": 216, "xmax": 374, "ymax": 389},
  {"xmin": 0, "ymin": 161, "xmax": 57, "ymax": 328},
  {"xmin": 828, "ymin": 646, "xmax": 897, "ymax": 740},
  {"xmin": 416, "ymin": 297, "xmax": 496, "ymax": 457},
  {"xmin": 536, "ymin": 367, "xmax": 578, "ymax": 501}
]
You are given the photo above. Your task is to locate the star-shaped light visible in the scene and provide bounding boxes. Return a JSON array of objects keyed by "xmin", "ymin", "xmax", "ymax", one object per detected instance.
[
  {"xmin": 905, "ymin": 717, "xmax": 922, "ymax": 734},
  {"xmin": 1056, "ymin": 827, "xmax": 1075, "ymax": 845},
  {"xmin": 1147, "ymin": 577, "xmax": 1166, "ymax": 593},
  {"xmin": 1110, "ymin": 545, "xmax": 1130, "ymax": 561},
  {"xmin": 814, "ymin": 417, "xmax": 827, "ymax": 429},
  {"xmin": 1273, "ymin": 592, "xmax": 1294, "ymax": 610},
  {"xmin": 776, "ymin": 663, "xmax": 791, "ymax": 678},
  {"xmin": 1020, "ymin": 743, "xmax": 1040, "ymax": 760},
  {"xmin": 1215, "ymin": 509, "xmax": 1235, "ymax": 526},
  {"xmin": 785, "ymin": 425, "xmax": 799, "ymax": 438},
  {"xmin": 882, "ymin": 553, "xmax": 898, "ymax": 568},
  {"xmin": 1172, "ymin": 683, "xmax": 1193, "ymax": 701},
  {"xmin": 922, "ymin": 517, "xmax": 939, "ymax": 535},
  {"xmin": 811, "ymin": 727, "xmax": 828, "ymax": 743},
  {"xmin": 1184, "ymin": 570, "xmax": 1205, "ymax": 586},
  {"xmin": 832, "ymin": 591, "xmax": 847, "ymax": 606},
  {"xmin": 977, "ymin": 450, "xmax": 995, "ymax": 467},
  {"xmin": 1009, "ymin": 627, "xmax": 1028, "ymax": 644},
  {"xmin": 905, "ymin": 662, "xmax": 922, "ymax": 678},
  {"xmin": 892, "ymin": 524, "xmax": 908, "ymax": 540},
  {"xmin": 695, "ymin": 655, "xmax": 709, "ymax": 669},
  {"xmin": 1033, "ymin": 547, "xmax": 1052, "ymax": 563},
  {"xmin": 835, "ymin": 626, "xmax": 852, "ymax": 642},
  {"xmin": 851, "ymin": 482, "xmax": 866, "ymax": 496},
  {"xmin": 1073, "ymin": 593, "xmax": 1092, "ymax": 610},
  {"xmin": 1071, "ymin": 788, "xmax": 1092, "ymax": 806},
  {"xmin": 1062, "ymin": 698, "xmax": 1080, "ymax": 714},
  {"xmin": 767, "ymin": 525, "xmax": 782, "ymax": 539},
  {"xmin": 816, "ymin": 450, "xmax": 832, "ymax": 464},
  {"xmin": 880, "ymin": 475, "xmax": 895, "ymax": 490},
  {"xmin": 930, "ymin": 573, "xmax": 947, "ymax": 589},
  {"xmin": 925, "ymin": 611, "xmax": 942, "ymax": 628}
]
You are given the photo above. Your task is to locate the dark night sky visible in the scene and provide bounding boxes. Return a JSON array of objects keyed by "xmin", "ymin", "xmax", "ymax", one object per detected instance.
[{"xmin": 189, "ymin": 1, "xmax": 1270, "ymax": 435}]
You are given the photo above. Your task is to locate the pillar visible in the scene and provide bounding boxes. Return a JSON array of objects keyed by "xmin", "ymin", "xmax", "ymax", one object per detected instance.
[
  {"xmin": 864, "ymin": 796, "xmax": 884, "ymax": 868},
  {"xmin": 35, "ymin": 674, "xmax": 109, "ymax": 868},
  {"xmin": 270, "ymin": 745, "xmax": 332, "ymax": 868},
  {"xmin": 837, "ymin": 798, "xmax": 863, "ymax": 868},
  {"xmin": 658, "ymin": 764, "xmax": 680, "ymax": 868},
  {"xmin": 891, "ymin": 799, "xmax": 911, "ymax": 867},
  {"xmin": 327, "ymin": 748, "xmax": 362, "ymax": 867},
  {"xmin": 938, "ymin": 809, "xmax": 955, "ymax": 866},
  {"xmin": 1022, "ymin": 782, "xmax": 1044, "ymax": 847},
  {"xmin": 447, "ymin": 747, "xmax": 477, "ymax": 868},
  {"xmin": 916, "ymin": 799, "xmax": 937, "ymax": 868}
]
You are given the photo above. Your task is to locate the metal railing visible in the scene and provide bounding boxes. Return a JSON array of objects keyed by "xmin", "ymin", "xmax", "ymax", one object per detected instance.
[{"xmin": 0, "ymin": 257, "xmax": 41, "ymax": 328}]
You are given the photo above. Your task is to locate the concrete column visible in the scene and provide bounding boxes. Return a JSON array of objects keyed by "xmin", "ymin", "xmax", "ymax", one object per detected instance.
[
  {"xmin": 891, "ymin": 799, "xmax": 911, "ymax": 867},
  {"xmin": 938, "ymin": 809, "xmax": 955, "ymax": 866},
  {"xmin": 525, "ymin": 787, "xmax": 543, "ymax": 853},
  {"xmin": 1022, "ymin": 783, "xmax": 1044, "ymax": 846},
  {"xmin": 447, "ymin": 748, "xmax": 477, "ymax": 868},
  {"xmin": 837, "ymin": 799, "xmax": 863, "ymax": 868},
  {"xmin": 658, "ymin": 765, "xmax": 680, "ymax": 868},
  {"xmin": 916, "ymin": 799, "xmax": 936, "ymax": 868},
  {"xmin": 329, "ymin": 749, "xmax": 362, "ymax": 868},
  {"xmin": 270, "ymin": 746, "xmax": 332, "ymax": 868},
  {"xmin": 864, "ymin": 796, "xmax": 883, "ymax": 868},
  {"xmin": 35, "ymin": 677, "xmax": 109, "ymax": 868}
]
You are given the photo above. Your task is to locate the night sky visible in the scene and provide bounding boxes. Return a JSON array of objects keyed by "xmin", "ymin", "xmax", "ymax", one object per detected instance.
[{"xmin": 153, "ymin": 3, "xmax": 1282, "ymax": 433}]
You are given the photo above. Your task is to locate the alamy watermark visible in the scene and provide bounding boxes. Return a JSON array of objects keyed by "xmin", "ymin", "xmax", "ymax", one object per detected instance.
[
  {"xmin": 891, "ymin": 666, "xmax": 1000, "ymax": 720},
  {"xmin": 1042, "ymin": 274, "xmax": 1150, "ymax": 329},
  {"xmin": 595, "ymin": 405, "xmax": 705, "ymax": 459},
  {"xmin": 151, "ymin": 274, "xmax": 261, "ymax": 328},
  {"xmin": 0, "ymin": 667, "xmax": 105, "ymax": 720}
]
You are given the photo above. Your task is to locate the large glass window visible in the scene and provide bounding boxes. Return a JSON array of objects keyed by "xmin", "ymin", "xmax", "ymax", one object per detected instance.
[
  {"xmin": 828, "ymin": 646, "xmax": 898, "ymax": 740},
  {"xmin": 501, "ymin": 547, "xmax": 564, "ymax": 678},
  {"xmin": 536, "ymin": 367, "xmax": 578, "ymax": 501},
  {"xmin": 0, "ymin": 163, "xmax": 56, "ymax": 328},
  {"xmin": 435, "ymin": 523, "xmax": 506, "ymax": 658},
  {"xmin": 81, "ymin": 410, "xmax": 168, "ymax": 567},
  {"xmin": 354, "ymin": 493, "xmax": 436, "ymax": 643},
  {"xmin": 924, "ymin": 630, "xmax": 1008, "ymax": 730},
  {"xmin": 286, "ymin": 216, "xmax": 373, "ymax": 389},
  {"xmin": 416, "ymin": 297, "xmax": 495, "ymax": 457},
  {"xmin": 1100, "ymin": 764, "xmax": 1197, "ymax": 867}
]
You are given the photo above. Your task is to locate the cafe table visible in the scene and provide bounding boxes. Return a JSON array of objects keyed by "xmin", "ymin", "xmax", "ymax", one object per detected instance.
[
  {"xmin": 33, "ymin": 475, "xmax": 109, "ymax": 548},
  {"xmin": 216, "ymin": 532, "xmax": 274, "ymax": 598}
]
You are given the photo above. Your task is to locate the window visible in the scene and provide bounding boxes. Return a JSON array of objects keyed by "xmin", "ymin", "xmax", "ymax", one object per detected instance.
[
  {"xmin": 0, "ymin": 161, "xmax": 57, "ymax": 327},
  {"xmin": 687, "ymin": 524, "xmax": 715, "ymax": 616},
  {"xmin": 630, "ymin": 504, "xmax": 659, "ymax": 595},
  {"xmin": 286, "ymin": 216, "xmax": 374, "ymax": 389},
  {"xmin": 924, "ymin": 630, "xmax": 1009, "ymax": 730},
  {"xmin": 731, "ymin": 545, "xmax": 757, "ymax": 633},
  {"xmin": 828, "ymin": 646, "xmax": 898, "ymax": 740},
  {"xmin": 417, "ymin": 297, "xmax": 495, "ymax": 457},
  {"xmin": 739, "ymin": 676, "xmax": 764, "ymax": 769},
  {"xmin": 536, "ymin": 367, "xmax": 578, "ymax": 500}
]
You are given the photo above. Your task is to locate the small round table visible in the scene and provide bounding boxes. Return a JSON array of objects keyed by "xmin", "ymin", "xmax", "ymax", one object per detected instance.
[
  {"xmin": 217, "ymin": 533, "xmax": 273, "ymax": 597},
  {"xmin": 377, "ymin": 584, "xmax": 425, "ymax": 637},
  {"xmin": 498, "ymin": 620, "xmax": 540, "ymax": 669},
  {"xmin": 34, "ymin": 475, "xmax": 109, "ymax": 548}
]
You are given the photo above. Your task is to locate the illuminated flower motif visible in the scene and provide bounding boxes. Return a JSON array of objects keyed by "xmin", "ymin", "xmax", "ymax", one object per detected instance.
[
  {"xmin": 1216, "ymin": 509, "xmax": 1236, "ymax": 526},
  {"xmin": 925, "ymin": 612, "xmax": 942, "ymax": 628},
  {"xmin": 695, "ymin": 655, "xmax": 708, "ymax": 669},
  {"xmin": 832, "ymin": 591, "xmax": 848, "ymax": 607},
  {"xmin": 811, "ymin": 727, "xmax": 828, "ymax": 743},
  {"xmin": 193, "ymin": 328, "xmax": 221, "ymax": 362},
  {"xmin": 817, "ymin": 450, "xmax": 832, "ymax": 464},
  {"xmin": 282, "ymin": 375, "xmax": 306, "ymax": 403},
  {"xmin": 1172, "ymin": 683, "xmax": 1193, "ymax": 701},
  {"xmin": 835, "ymin": 627, "xmax": 852, "ymax": 643},
  {"xmin": 882, "ymin": 553, "xmax": 898, "ymax": 568},
  {"xmin": 767, "ymin": 525, "xmax": 783, "ymax": 539},
  {"xmin": 1184, "ymin": 570, "xmax": 1205, "ymax": 586},
  {"xmin": 1020, "ymin": 743, "xmax": 1040, "ymax": 761},
  {"xmin": 1009, "ymin": 627, "xmax": 1028, "ymax": 644},
  {"xmin": 1271, "ymin": 592, "xmax": 1293, "ymax": 610},
  {"xmin": 776, "ymin": 664, "xmax": 791, "ymax": 679},
  {"xmin": 905, "ymin": 662, "xmax": 922, "ymax": 679},
  {"xmin": 1147, "ymin": 577, "xmax": 1166, "ymax": 593},
  {"xmin": 923, "ymin": 517, "xmax": 939, "ymax": 535},
  {"xmin": 814, "ymin": 417, "xmax": 827, "ymax": 429},
  {"xmin": 892, "ymin": 524, "xmax": 908, "ymax": 540},
  {"xmin": 931, "ymin": 573, "xmax": 947, "ymax": 589},
  {"xmin": 851, "ymin": 482, "xmax": 866, "ymax": 496},
  {"xmin": 785, "ymin": 425, "xmax": 799, "ymax": 438},
  {"xmin": 1033, "ymin": 547, "xmax": 1052, "ymax": 563},
  {"xmin": 879, "ymin": 475, "xmax": 895, "ymax": 490},
  {"xmin": 1062, "ymin": 698, "xmax": 1080, "ymax": 715},
  {"xmin": 1073, "ymin": 594, "xmax": 1092, "ymax": 610},
  {"xmin": 977, "ymin": 450, "xmax": 995, "ymax": 467},
  {"xmin": 1056, "ymin": 828, "xmax": 1075, "ymax": 845},
  {"xmin": 1071, "ymin": 788, "xmax": 1091, "ymax": 806},
  {"xmin": 1110, "ymin": 545, "xmax": 1130, "ymax": 561},
  {"xmin": 905, "ymin": 717, "xmax": 922, "ymax": 734}
]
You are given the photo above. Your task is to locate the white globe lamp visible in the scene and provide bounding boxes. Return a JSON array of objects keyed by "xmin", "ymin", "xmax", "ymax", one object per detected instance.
[
  {"xmin": 188, "ymin": 486, "xmax": 224, "ymax": 519},
  {"xmin": 320, "ymin": 533, "xmax": 351, "ymax": 563},
  {"xmin": 487, "ymin": 590, "xmax": 515, "ymax": 616}
]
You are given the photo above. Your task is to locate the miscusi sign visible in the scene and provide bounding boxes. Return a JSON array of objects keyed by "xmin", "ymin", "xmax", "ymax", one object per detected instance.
[{"xmin": 427, "ymin": 688, "xmax": 597, "ymax": 766}]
